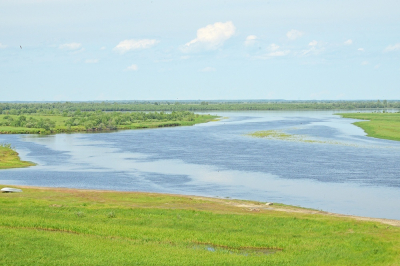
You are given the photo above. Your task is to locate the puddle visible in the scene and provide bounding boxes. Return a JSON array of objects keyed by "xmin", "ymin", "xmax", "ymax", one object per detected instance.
[{"xmin": 192, "ymin": 242, "xmax": 280, "ymax": 256}]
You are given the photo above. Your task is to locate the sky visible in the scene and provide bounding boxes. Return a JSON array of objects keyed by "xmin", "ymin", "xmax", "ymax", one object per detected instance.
[{"xmin": 0, "ymin": 0, "xmax": 399, "ymax": 101}]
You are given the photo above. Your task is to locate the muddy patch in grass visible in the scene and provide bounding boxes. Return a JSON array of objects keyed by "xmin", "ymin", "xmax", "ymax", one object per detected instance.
[{"xmin": 192, "ymin": 242, "xmax": 281, "ymax": 256}]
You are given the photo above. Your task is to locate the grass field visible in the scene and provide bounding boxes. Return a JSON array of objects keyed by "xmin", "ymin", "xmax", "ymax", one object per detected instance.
[
  {"xmin": 0, "ymin": 144, "xmax": 35, "ymax": 169},
  {"xmin": 338, "ymin": 113, "xmax": 400, "ymax": 141},
  {"xmin": 0, "ymin": 186, "xmax": 399, "ymax": 265}
]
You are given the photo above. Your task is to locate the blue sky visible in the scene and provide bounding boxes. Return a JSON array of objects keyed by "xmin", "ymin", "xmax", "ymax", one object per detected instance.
[{"xmin": 1, "ymin": 0, "xmax": 399, "ymax": 101}]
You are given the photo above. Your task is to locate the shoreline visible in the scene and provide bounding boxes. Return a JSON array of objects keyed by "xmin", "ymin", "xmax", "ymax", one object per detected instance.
[{"xmin": 3, "ymin": 184, "xmax": 400, "ymax": 227}]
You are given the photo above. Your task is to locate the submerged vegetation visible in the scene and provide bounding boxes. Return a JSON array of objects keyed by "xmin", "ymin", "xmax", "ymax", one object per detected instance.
[
  {"xmin": 0, "ymin": 143, "xmax": 35, "ymax": 169},
  {"xmin": 338, "ymin": 112, "xmax": 400, "ymax": 141},
  {"xmin": 0, "ymin": 111, "xmax": 217, "ymax": 134},
  {"xmin": 247, "ymin": 130, "xmax": 328, "ymax": 144},
  {"xmin": 0, "ymin": 186, "xmax": 399, "ymax": 265}
]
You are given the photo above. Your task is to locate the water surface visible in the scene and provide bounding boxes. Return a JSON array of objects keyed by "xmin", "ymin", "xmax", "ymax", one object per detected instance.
[{"xmin": 1, "ymin": 110, "xmax": 399, "ymax": 219}]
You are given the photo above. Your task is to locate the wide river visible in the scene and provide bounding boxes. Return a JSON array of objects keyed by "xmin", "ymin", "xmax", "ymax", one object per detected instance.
[{"xmin": 1, "ymin": 111, "xmax": 400, "ymax": 219}]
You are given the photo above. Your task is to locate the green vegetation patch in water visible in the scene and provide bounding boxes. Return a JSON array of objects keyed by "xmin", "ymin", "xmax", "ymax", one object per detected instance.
[
  {"xmin": 0, "ymin": 143, "xmax": 36, "ymax": 169},
  {"xmin": 247, "ymin": 130, "xmax": 323, "ymax": 144}
]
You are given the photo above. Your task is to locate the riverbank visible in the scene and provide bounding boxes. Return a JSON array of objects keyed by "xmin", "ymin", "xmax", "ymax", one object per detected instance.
[
  {"xmin": 0, "ymin": 144, "xmax": 35, "ymax": 169},
  {"xmin": 1, "ymin": 185, "xmax": 399, "ymax": 265},
  {"xmin": 0, "ymin": 112, "xmax": 217, "ymax": 134},
  {"xmin": 338, "ymin": 112, "xmax": 400, "ymax": 141}
]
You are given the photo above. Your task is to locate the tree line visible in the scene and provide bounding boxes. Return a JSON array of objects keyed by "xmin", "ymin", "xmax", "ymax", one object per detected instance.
[
  {"xmin": 0, "ymin": 111, "xmax": 199, "ymax": 131},
  {"xmin": 0, "ymin": 100, "xmax": 399, "ymax": 115}
]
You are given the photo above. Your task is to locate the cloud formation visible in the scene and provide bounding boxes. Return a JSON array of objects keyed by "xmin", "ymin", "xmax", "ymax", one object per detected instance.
[
  {"xmin": 384, "ymin": 43, "xmax": 400, "ymax": 52},
  {"xmin": 301, "ymin": 41, "xmax": 324, "ymax": 56},
  {"xmin": 358, "ymin": 48, "xmax": 365, "ymax": 52},
  {"xmin": 309, "ymin": 40, "xmax": 318, "ymax": 46},
  {"xmin": 59, "ymin": 43, "xmax": 82, "ymax": 50},
  {"xmin": 114, "ymin": 39, "xmax": 159, "ymax": 54},
  {"xmin": 0, "ymin": 43, "xmax": 6, "ymax": 49},
  {"xmin": 182, "ymin": 21, "xmax": 236, "ymax": 52},
  {"xmin": 244, "ymin": 35, "xmax": 257, "ymax": 46},
  {"xmin": 286, "ymin": 29, "xmax": 304, "ymax": 40},
  {"xmin": 344, "ymin": 39, "xmax": 353, "ymax": 45},
  {"xmin": 127, "ymin": 64, "xmax": 138, "ymax": 71},
  {"xmin": 255, "ymin": 44, "xmax": 290, "ymax": 59}
]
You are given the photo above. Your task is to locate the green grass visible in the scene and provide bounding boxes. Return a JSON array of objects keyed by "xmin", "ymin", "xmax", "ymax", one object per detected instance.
[
  {"xmin": 0, "ymin": 187, "xmax": 399, "ymax": 265},
  {"xmin": 0, "ymin": 144, "xmax": 35, "ymax": 169},
  {"xmin": 0, "ymin": 114, "xmax": 217, "ymax": 134},
  {"xmin": 338, "ymin": 113, "xmax": 400, "ymax": 141}
]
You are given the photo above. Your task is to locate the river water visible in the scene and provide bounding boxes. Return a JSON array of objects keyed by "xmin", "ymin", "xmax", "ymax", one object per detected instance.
[{"xmin": 1, "ymin": 111, "xmax": 400, "ymax": 219}]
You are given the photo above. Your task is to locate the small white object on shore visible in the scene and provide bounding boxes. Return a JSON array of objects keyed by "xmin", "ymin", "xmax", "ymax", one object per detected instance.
[
  {"xmin": 265, "ymin": 202, "xmax": 273, "ymax": 206},
  {"xmin": 1, "ymin": 187, "xmax": 23, "ymax": 193}
]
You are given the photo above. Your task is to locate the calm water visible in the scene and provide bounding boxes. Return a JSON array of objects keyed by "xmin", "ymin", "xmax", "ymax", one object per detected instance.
[{"xmin": 1, "ymin": 111, "xmax": 400, "ymax": 219}]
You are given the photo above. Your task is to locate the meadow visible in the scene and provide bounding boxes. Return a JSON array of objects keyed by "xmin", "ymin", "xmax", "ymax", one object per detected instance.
[
  {"xmin": 0, "ymin": 144, "xmax": 35, "ymax": 169},
  {"xmin": 0, "ymin": 186, "xmax": 399, "ymax": 265},
  {"xmin": 0, "ymin": 112, "xmax": 217, "ymax": 134},
  {"xmin": 338, "ymin": 112, "xmax": 400, "ymax": 141}
]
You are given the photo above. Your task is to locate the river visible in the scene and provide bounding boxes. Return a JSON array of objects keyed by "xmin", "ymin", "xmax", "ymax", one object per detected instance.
[{"xmin": 1, "ymin": 110, "xmax": 400, "ymax": 219}]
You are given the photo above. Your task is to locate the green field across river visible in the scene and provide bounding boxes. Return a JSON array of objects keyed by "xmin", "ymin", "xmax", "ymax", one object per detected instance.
[
  {"xmin": 0, "ymin": 111, "xmax": 217, "ymax": 134},
  {"xmin": 338, "ymin": 112, "xmax": 400, "ymax": 141}
]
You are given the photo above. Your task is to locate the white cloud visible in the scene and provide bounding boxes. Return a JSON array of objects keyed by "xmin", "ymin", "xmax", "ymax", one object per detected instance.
[
  {"xmin": 0, "ymin": 43, "xmax": 7, "ymax": 49},
  {"xmin": 309, "ymin": 40, "xmax": 318, "ymax": 46},
  {"xmin": 100, "ymin": 46, "xmax": 106, "ymax": 50},
  {"xmin": 182, "ymin": 21, "xmax": 236, "ymax": 52},
  {"xmin": 200, "ymin": 67, "xmax": 216, "ymax": 72},
  {"xmin": 286, "ymin": 29, "xmax": 304, "ymax": 40},
  {"xmin": 59, "ymin": 42, "xmax": 82, "ymax": 50},
  {"xmin": 358, "ymin": 48, "xmax": 365, "ymax": 52},
  {"xmin": 244, "ymin": 35, "xmax": 257, "ymax": 46},
  {"xmin": 374, "ymin": 64, "xmax": 381, "ymax": 69},
  {"xmin": 300, "ymin": 41, "xmax": 325, "ymax": 56},
  {"xmin": 269, "ymin": 43, "xmax": 280, "ymax": 51},
  {"xmin": 255, "ymin": 44, "xmax": 290, "ymax": 59},
  {"xmin": 85, "ymin": 59, "xmax": 99, "ymax": 64},
  {"xmin": 361, "ymin": 61, "xmax": 369, "ymax": 65},
  {"xmin": 127, "ymin": 64, "xmax": 138, "ymax": 71},
  {"xmin": 344, "ymin": 39, "xmax": 353, "ymax": 45},
  {"xmin": 113, "ymin": 39, "xmax": 159, "ymax": 54},
  {"xmin": 384, "ymin": 43, "xmax": 400, "ymax": 52}
]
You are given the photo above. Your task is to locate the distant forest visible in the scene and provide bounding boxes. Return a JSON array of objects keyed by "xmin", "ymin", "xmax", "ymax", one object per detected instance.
[{"xmin": 0, "ymin": 100, "xmax": 398, "ymax": 115}]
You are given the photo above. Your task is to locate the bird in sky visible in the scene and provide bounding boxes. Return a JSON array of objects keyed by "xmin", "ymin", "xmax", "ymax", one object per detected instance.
[{"xmin": 20, "ymin": 45, "xmax": 22, "ymax": 49}]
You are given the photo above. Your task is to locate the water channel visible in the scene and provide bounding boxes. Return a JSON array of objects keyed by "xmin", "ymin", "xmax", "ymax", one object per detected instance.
[{"xmin": 1, "ymin": 110, "xmax": 399, "ymax": 219}]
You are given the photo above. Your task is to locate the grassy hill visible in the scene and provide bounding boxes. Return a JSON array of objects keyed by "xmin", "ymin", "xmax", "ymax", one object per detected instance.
[{"xmin": 0, "ymin": 186, "xmax": 399, "ymax": 265}]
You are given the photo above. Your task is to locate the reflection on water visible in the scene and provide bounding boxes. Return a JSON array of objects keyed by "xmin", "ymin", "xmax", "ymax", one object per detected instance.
[{"xmin": 1, "ymin": 110, "xmax": 400, "ymax": 220}]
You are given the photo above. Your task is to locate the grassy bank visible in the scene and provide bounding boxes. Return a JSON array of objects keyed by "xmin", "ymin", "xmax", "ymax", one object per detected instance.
[
  {"xmin": 338, "ymin": 113, "xmax": 400, "ymax": 141},
  {"xmin": 0, "ymin": 186, "xmax": 399, "ymax": 265},
  {"xmin": 0, "ymin": 144, "xmax": 35, "ymax": 169},
  {"xmin": 0, "ymin": 113, "xmax": 217, "ymax": 134}
]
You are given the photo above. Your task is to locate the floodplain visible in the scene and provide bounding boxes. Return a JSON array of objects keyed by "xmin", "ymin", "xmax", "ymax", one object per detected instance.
[{"xmin": 1, "ymin": 186, "xmax": 400, "ymax": 265}]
